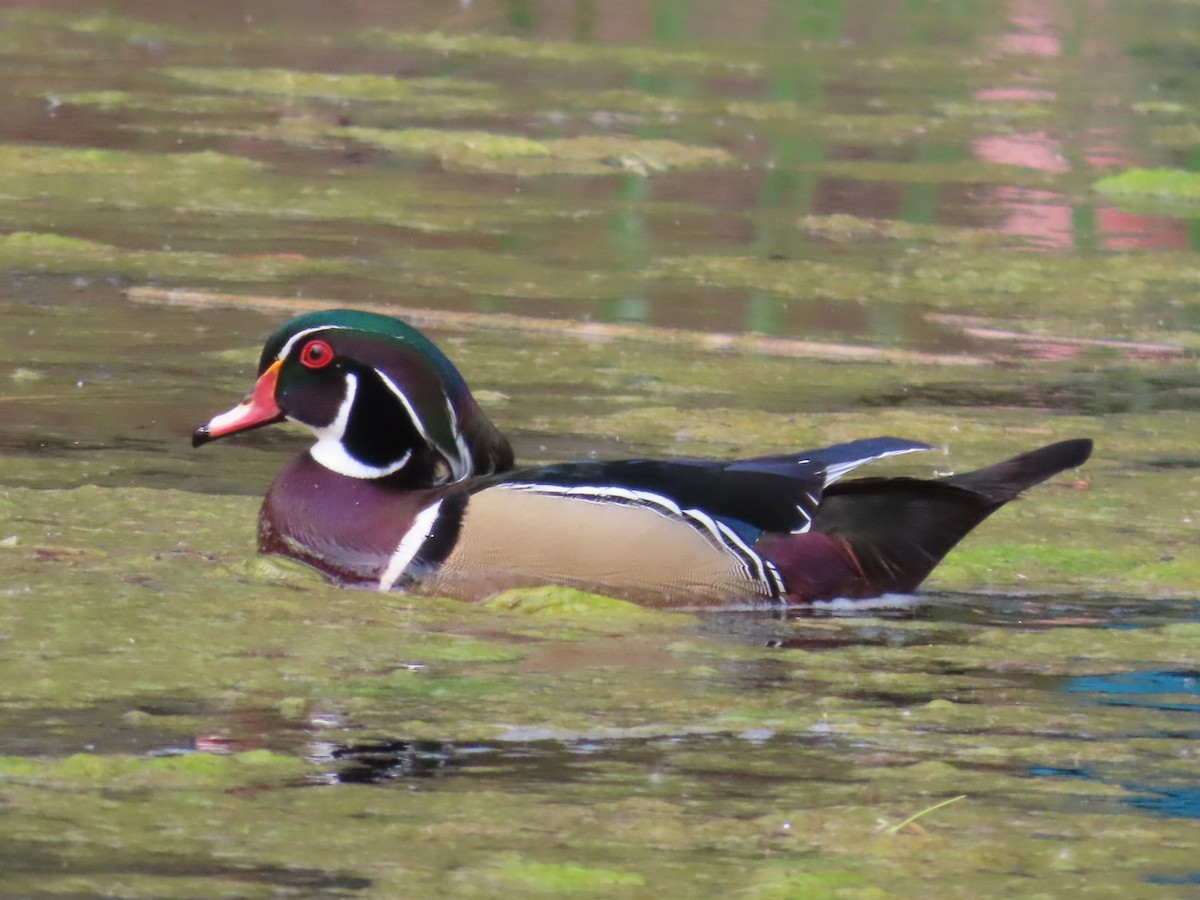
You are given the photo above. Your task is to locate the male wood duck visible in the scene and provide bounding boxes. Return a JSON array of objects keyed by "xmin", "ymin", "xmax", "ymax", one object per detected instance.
[{"xmin": 193, "ymin": 309, "xmax": 1092, "ymax": 607}]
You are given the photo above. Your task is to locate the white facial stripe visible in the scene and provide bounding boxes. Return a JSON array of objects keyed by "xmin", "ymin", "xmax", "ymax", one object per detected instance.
[
  {"xmin": 446, "ymin": 395, "xmax": 471, "ymax": 481},
  {"xmin": 316, "ymin": 371, "xmax": 357, "ymax": 440},
  {"xmin": 379, "ymin": 500, "xmax": 444, "ymax": 591},
  {"xmin": 307, "ymin": 372, "xmax": 411, "ymax": 478},
  {"xmin": 375, "ymin": 370, "xmax": 429, "ymax": 440},
  {"xmin": 276, "ymin": 329, "xmax": 421, "ymax": 480},
  {"xmin": 377, "ymin": 367, "xmax": 471, "ymax": 482},
  {"xmin": 374, "ymin": 367, "xmax": 458, "ymax": 476},
  {"xmin": 451, "ymin": 432, "xmax": 471, "ymax": 481},
  {"xmin": 276, "ymin": 325, "xmax": 349, "ymax": 363}
]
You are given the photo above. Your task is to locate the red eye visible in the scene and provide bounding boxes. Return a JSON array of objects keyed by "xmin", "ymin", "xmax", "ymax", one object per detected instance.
[{"xmin": 299, "ymin": 339, "xmax": 334, "ymax": 369}]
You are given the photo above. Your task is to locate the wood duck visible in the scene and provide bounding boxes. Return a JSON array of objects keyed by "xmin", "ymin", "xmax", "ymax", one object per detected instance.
[{"xmin": 193, "ymin": 309, "xmax": 1092, "ymax": 607}]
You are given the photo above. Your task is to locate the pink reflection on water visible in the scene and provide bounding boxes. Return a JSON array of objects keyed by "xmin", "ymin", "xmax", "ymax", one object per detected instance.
[
  {"xmin": 1083, "ymin": 126, "xmax": 1134, "ymax": 169},
  {"xmin": 993, "ymin": 0, "xmax": 1062, "ymax": 57},
  {"xmin": 985, "ymin": 186, "xmax": 1075, "ymax": 249},
  {"xmin": 971, "ymin": 118, "xmax": 1073, "ymax": 247},
  {"xmin": 974, "ymin": 132, "xmax": 1069, "ymax": 174},
  {"xmin": 1096, "ymin": 206, "xmax": 1187, "ymax": 250},
  {"xmin": 974, "ymin": 87, "xmax": 1057, "ymax": 102},
  {"xmin": 968, "ymin": 0, "xmax": 1186, "ymax": 250},
  {"xmin": 996, "ymin": 30, "xmax": 1061, "ymax": 57}
]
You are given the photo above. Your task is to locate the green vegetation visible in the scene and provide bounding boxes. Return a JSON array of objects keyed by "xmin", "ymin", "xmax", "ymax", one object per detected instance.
[{"xmin": 1094, "ymin": 167, "xmax": 1200, "ymax": 201}]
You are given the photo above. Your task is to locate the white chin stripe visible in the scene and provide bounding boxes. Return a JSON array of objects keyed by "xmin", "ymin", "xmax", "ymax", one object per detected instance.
[
  {"xmin": 379, "ymin": 500, "xmax": 444, "ymax": 591},
  {"xmin": 311, "ymin": 443, "xmax": 412, "ymax": 479},
  {"xmin": 307, "ymin": 372, "xmax": 411, "ymax": 479}
]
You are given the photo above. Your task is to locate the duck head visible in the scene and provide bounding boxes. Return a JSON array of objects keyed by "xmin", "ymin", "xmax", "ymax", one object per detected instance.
[{"xmin": 193, "ymin": 309, "xmax": 513, "ymax": 485}]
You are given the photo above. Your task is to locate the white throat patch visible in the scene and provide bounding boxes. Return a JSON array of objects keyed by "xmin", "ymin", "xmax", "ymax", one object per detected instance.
[{"xmin": 306, "ymin": 372, "xmax": 412, "ymax": 479}]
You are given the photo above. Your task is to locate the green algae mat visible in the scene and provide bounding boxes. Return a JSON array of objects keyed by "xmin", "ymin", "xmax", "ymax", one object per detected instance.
[{"xmin": 2, "ymin": 2, "xmax": 1200, "ymax": 897}]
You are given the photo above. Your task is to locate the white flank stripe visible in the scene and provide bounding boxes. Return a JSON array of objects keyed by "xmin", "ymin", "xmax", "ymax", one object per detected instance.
[
  {"xmin": 511, "ymin": 482, "xmax": 780, "ymax": 595},
  {"xmin": 509, "ymin": 483, "xmax": 684, "ymax": 517},
  {"xmin": 711, "ymin": 515, "xmax": 779, "ymax": 595},
  {"xmin": 682, "ymin": 507, "xmax": 763, "ymax": 588},
  {"xmin": 379, "ymin": 500, "xmax": 444, "ymax": 591},
  {"xmin": 764, "ymin": 560, "xmax": 786, "ymax": 596},
  {"xmin": 712, "ymin": 519, "xmax": 760, "ymax": 566},
  {"xmin": 712, "ymin": 518, "xmax": 770, "ymax": 583}
]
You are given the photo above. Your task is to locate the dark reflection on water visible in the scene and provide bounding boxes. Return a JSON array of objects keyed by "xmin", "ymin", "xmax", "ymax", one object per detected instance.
[
  {"xmin": 697, "ymin": 593, "xmax": 1200, "ymax": 634},
  {"xmin": 865, "ymin": 370, "xmax": 1200, "ymax": 416},
  {"xmin": 912, "ymin": 594, "xmax": 1200, "ymax": 631},
  {"xmin": 0, "ymin": 841, "xmax": 371, "ymax": 894},
  {"xmin": 319, "ymin": 733, "xmax": 856, "ymax": 795},
  {"xmin": 327, "ymin": 731, "xmax": 1200, "ymax": 823},
  {"xmin": 0, "ymin": 698, "xmax": 206, "ymax": 758},
  {"xmin": 323, "ymin": 736, "xmax": 593, "ymax": 786},
  {"xmin": 697, "ymin": 604, "xmax": 958, "ymax": 659},
  {"xmin": 328, "ymin": 738, "xmax": 461, "ymax": 783}
]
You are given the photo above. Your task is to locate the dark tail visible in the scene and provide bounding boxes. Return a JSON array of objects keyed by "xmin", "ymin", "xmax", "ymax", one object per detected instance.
[{"xmin": 812, "ymin": 439, "xmax": 1092, "ymax": 595}]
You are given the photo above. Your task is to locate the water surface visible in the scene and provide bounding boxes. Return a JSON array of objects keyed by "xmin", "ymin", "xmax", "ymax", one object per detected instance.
[{"xmin": 1, "ymin": 1, "xmax": 1199, "ymax": 896}]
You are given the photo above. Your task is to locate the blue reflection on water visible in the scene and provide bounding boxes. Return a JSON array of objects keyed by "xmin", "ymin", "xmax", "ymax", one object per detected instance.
[
  {"xmin": 1029, "ymin": 671, "xmax": 1200, "ymax": 823},
  {"xmin": 1064, "ymin": 670, "xmax": 1200, "ymax": 712},
  {"xmin": 1028, "ymin": 769, "xmax": 1200, "ymax": 820},
  {"xmin": 1147, "ymin": 873, "xmax": 1200, "ymax": 885},
  {"xmin": 1127, "ymin": 786, "xmax": 1200, "ymax": 819}
]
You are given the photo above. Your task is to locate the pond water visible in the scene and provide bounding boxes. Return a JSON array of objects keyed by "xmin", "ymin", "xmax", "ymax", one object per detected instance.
[{"xmin": 1, "ymin": 1, "xmax": 1199, "ymax": 896}]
